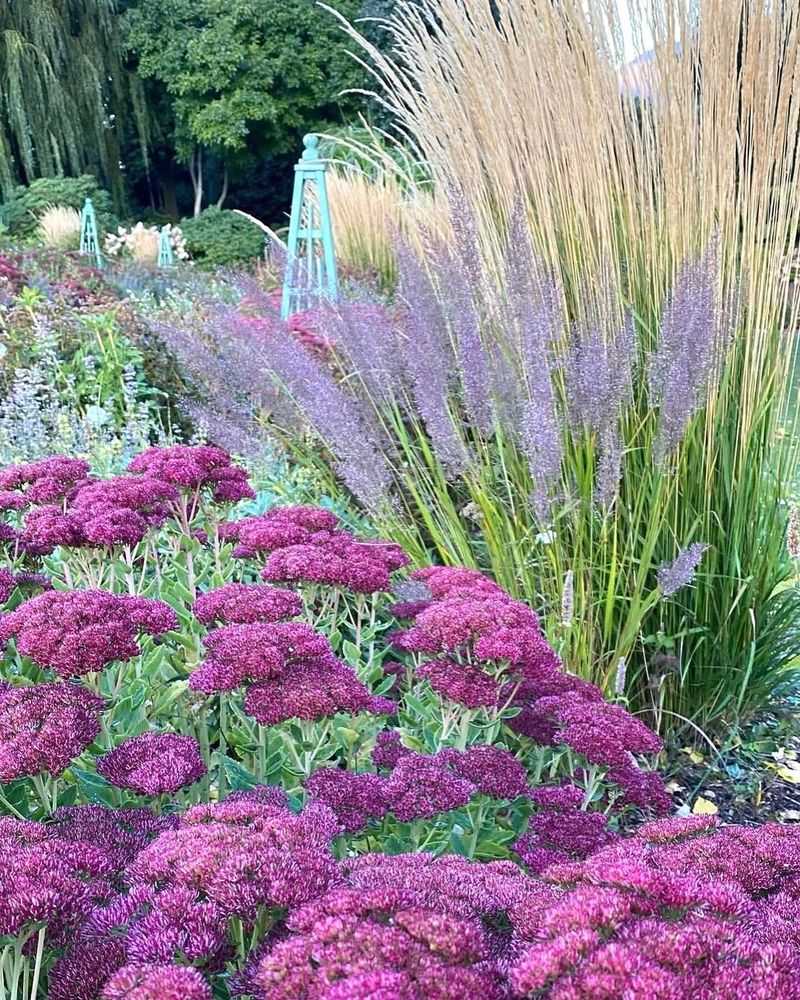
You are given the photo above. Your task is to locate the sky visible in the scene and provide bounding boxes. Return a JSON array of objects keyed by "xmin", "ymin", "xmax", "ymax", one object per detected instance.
[{"xmin": 617, "ymin": 0, "xmax": 655, "ymax": 63}]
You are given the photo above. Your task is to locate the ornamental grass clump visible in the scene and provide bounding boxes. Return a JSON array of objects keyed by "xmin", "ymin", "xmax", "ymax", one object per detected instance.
[{"xmin": 221, "ymin": 0, "xmax": 800, "ymax": 733}]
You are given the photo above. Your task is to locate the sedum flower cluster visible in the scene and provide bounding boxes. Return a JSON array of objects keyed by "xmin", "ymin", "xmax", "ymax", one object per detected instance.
[
  {"xmin": 0, "ymin": 445, "xmax": 253, "ymax": 553},
  {"xmin": 222, "ymin": 504, "xmax": 409, "ymax": 593}
]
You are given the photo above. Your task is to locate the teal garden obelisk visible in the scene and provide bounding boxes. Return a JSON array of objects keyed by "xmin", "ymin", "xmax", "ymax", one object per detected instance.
[
  {"xmin": 79, "ymin": 197, "xmax": 103, "ymax": 270},
  {"xmin": 158, "ymin": 226, "xmax": 175, "ymax": 268},
  {"xmin": 281, "ymin": 134, "xmax": 339, "ymax": 319}
]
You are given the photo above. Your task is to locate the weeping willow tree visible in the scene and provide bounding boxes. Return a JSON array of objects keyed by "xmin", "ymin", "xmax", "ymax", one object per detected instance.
[{"xmin": 0, "ymin": 0, "xmax": 148, "ymax": 204}]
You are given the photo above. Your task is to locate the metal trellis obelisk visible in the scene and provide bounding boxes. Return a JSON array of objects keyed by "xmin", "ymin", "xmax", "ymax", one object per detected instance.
[
  {"xmin": 281, "ymin": 134, "xmax": 338, "ymax": 319},
  {"xmin": 158, "ymin": 226, "xmax": 174, "ymax": 268},
  {"xmin": 79, "ymin": 198, "xmax": 103, "ymax": 270}
]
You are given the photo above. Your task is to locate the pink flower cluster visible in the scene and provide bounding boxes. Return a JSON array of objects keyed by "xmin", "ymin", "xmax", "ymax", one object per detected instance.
[
  {"xmin": 189, "ymin": 621, "xmax": 335, "ymax": 692},
  {"xmin": 97, "ymin": 733, "xmax": 206, "ymax": 797},
  {"xmin": 253, "ymin": 885, "xmax": 505, "ymax": 999},
  {"xmin": 16, "ymin": 475, "xmax": 180, "ymax": 553},
  {"xmin": 394, "ymin": 568, "xmax": 557, "ymax": 672},
  {"xmin": 128, "ymin": 445, "xmax": 254, "ymax": 503},
  {"xmin": 391, "ymin": 566, "xmax": 668, "ymax": 814},
  {"xmin": 251, "ymin": 851, "xmax": 546, "ymax": 1000},
  {"xmin": 0, "ymin": 816, "xmax": 115, "ymax": 945},
  {"xmin": 48, "ymin": 792, "xmax": 340, "ymax": 999},
  {"xmin": 101, "ymin": 963, "xmax": 212, "ymax": 1000},
  {"xmin": 189, "ymin": 620, "xmax": 382, "ymax": 727},
  {"xmin": 0, "ymin": 567, "xmax": 52, "ymax": 605},
  {"xmin": 0, "ymin": 456, "xmax": 90, "ymax": 504},
  {"xmin": 0, "ymin": 588, "xmax": 177, "ymax": 677},
  {"xmin": 0, "ymin": 446, "xmax": 256, "ymax": 554},
  {"xmin": 192, "ymin": 582, "xmax": 302, "ymax": 625},
  {"xmin": 306, "ymin": 743, "xmax": 529, "ymax": 831},
  {"xmin": 513, "ymin": 784, "xmax": 617, "ymax": 872},
  {"xmin": 50, "ymin": 805, "xmax": 177, "ymax": 873},
  {"xmin": 49, "ymin": 885, "xmax": 230, "ymax": 1000},
  {"xmin": 221, "ymin": 505, "xmax": 409, "ymax": 593},
  {"xmin": 126, "ymin": 793, "xmax": 341, "ymax": 920},
  {"xmin": 508, "ymin": 817, "xmax": 800, "ymax": 997},
  {"xmin": 0, "ymin": 682, "xmax": 104, "ymax": 781},
  {"xmin": 243, "ymin": 657, "xmax": 385, "ymax": 726}
]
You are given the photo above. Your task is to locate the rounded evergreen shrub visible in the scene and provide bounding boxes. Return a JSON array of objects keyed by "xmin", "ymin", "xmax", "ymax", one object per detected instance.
[
  {"xmin": 1, "ymin": 175, "xmax": 116, "ymax": 242},
  {"xmin": 180, "ymin": 207, "xmax": 264, "ymax": 268}
]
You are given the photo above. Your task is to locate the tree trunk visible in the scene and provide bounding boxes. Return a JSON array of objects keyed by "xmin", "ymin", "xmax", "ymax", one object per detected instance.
[
  {"xmin": 216, "ymin": 165, "xmax": 229, "ymax": 209},
  {"xmin": 189, "ymin": 147, "xmax": 204, "ymax": 217}
]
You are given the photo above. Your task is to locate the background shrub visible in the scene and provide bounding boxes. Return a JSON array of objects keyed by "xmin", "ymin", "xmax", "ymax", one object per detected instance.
[
  {"xmin": 0, "ymin": 175, "xmax": 116, "ymax": 242},
  {"xmin": 180, "ymin": 207, "xmax": 265, "ymax": 268}
]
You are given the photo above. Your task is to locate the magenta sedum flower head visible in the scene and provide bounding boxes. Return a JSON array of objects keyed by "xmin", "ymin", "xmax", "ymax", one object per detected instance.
[
  {"xmin": 0, "ymin": 568, "xmax": 15, "ymax": 604},
  {"xmin": 411, "ymin": 565, "xmax": 507, "ymax": 601},
  {"xmin": 244, "ymin": 657, "xmax": 375, "ymax": 726},
  {"xmin": 514, "ymin": 809, "xmax": 617, "ymax": 873},
  {"xmin": 384, "ymin": 753, "xmax": 476, "ymax": 821},
  {"xmin": 19, "ymin": 475, "xmax": 185, "ymax": 551},
  {"xmin": 262, "ymin": 533, "xmax": 408, "ymax": 594},
  {"xmin": 506, "ymin": 817, "xmax": 800, "ymax": 999},
  {"xmin": 50, "ymin": 805, "xmax": 177, "ymax": 873},
  {"xmin": 343, "ymin": 850, "xmax": 554, "ymax": 928},
  {"xmin": 530, "ymin": 784, "xmax": 586, "ymax": 811},
  {"xmin": 0, "ymin": 489, "xmax": 28, "ymax": 511},
  {"xmin": 97, "ymin": 732, "xmax": 206, "ymax": 796},
  {"xmin": 79, "ymin": 506, "xmax": 151, "ymax": 547},
  {"xmin": 533, "ymin": 690, "xmax": 663, "ymax": 766},
  {"xmin": 123, "ymin": 887, "xmax": 230, "ymax": 969},
  {"xmin": 49, "ymin": 935, "xmax": 128, "ymax": 1000},
  {"xmin": 101, "ymin": 963, "xmax": 212, "ymax": 1000},
  {"xmin": 0, "ymin": 456, "xmax": 90, "ymax": 497},
  {"xmin": 372, "ymin": 730, "xmax": 413, "ymax": 769},
  {"xmin": 417, "ymin": 658, "xmax": 501, "ymax": 708},
  {"xmin": 0, "ymin": 817, "xmax": 116, "ymax": 944},
  {"xmin": 0, "ymin": 589, "xmax": 177, "ymax": 677},
  {"xmin": 71, "ymin": 475, "xmax": 180, "ymax": 518},
  {"xmin": 0, "ymin": 682, "xmax": 104, "ymax": 781},
  {"xmin": 441, "ymin": 745, "xmax": 529, "ymax": 799},
  {"xmin": 305, "ymin": 768, "xmax": 390, "ymax": 832},
  {"xmin": 128, "ymin": 445, "xmax": 254, "ymax": 502},
  {"xmin": 189, "ymin": 621, "xmax": 335, "ymax": 694},
  {"xmin": 19, "ymin": 504, "xmax": 83, "ymax": 554},
  {"xmin": 192, "ymin": 582, "xmax": 302, "ymax": 626},
  {"xmin": 224, "ymin": 505, "xmax": 341, "ymax": 552},
  {"xmin": 607, "ymin": 761, "xmax": 672, "ymax": 814},
  {"xmin": 397, "ymin": 594, "xmax": 542, "ymax": 662},
  {"xmin": 253, "ymin": 886, "xmax": 506, "ymax": 1000},
  {"xmin": 127, "ymin": 798, "xmax": 340, "ymax": 920}
]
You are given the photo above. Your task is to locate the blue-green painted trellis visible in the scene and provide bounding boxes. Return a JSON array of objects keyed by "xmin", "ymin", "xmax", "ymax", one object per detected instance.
[
  {"xmin": 158, "ymin": 226, "xmax": 174, "ymax": 268},
  {"xmin": 281, "ymin": 134, "xmax": 338, "ymax": 319},
  {"xmin": 79, "ymin": 198, "xmax": 103, "ymax": 270}
]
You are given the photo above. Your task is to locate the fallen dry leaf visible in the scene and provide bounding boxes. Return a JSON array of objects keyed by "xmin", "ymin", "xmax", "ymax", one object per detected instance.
[{"xmin": 692, "ymin": 796, "xmax": 719, "ymax": 815}]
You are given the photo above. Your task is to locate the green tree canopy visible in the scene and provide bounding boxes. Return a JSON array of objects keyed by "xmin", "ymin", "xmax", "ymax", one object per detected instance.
[
  {"xmin": 124, "ymin": 0, "xmax": 366, "ymax": 214},
  {"xmin": 0, "ymin": 0, "xmax": 145, "ymax": 203}
]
